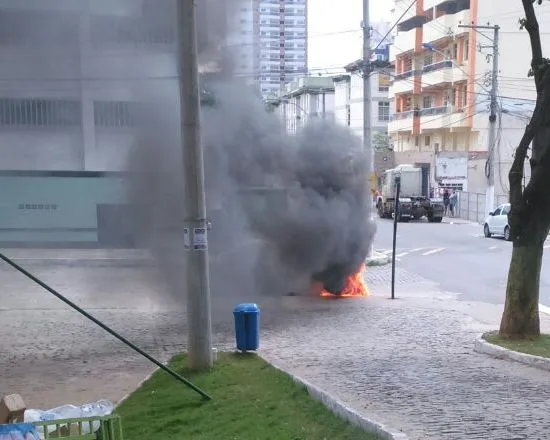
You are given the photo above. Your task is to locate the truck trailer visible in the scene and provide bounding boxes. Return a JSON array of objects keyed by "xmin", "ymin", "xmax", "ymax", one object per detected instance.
[{"xmin": 376, "ymin": 165, "xmax": 444, "ymax": 223}]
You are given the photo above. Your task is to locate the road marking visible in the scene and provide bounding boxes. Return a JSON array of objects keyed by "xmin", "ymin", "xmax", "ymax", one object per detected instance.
[
  {"xmin": 421, "ymin": 248, "xmax": 445, "ymax": 256},
  {"xmin": 379, "ymin": 250, "xmax": 393, "ymax": 255},
  {"xmin": 395, "ymin": 252, "xmax": 410, "ymax": 257},
  {"xmin": 539, "ymin": 303, "xmax": 550, "ymax": 315},
  {"xmin": 410, "ymin": 248, "xmax": 424, "ymax": 253},
  {"xmin": 489, "ymin": 246, "xmax": 498, "ymax": 250}
]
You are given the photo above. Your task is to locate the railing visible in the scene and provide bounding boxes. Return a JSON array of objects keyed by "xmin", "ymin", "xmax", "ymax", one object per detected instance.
[
  {"xmin": 456, "ymin": 191, "xmax": 508, "ymax": 223},
  {"xmin": 420, "ymin": 106, "xmax": 450, "ymax": 117},
  {"xmin": 422, "ymin": 60, "xmax": 453, "ymax": 73},
  {"xmin": 391, "ymin": 110, "xmax": 415, "ymax": 120},
  {"xmin": 394, "ymin": 70, "xmax": 422, "ymax": 81}
]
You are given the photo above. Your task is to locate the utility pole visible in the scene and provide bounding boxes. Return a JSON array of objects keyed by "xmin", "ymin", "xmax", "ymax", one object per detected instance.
[
  {"xmin": 177, "ymin": 0, "xmax": 213, "ymax": 371},
  {"xmin": 362, "ymin": 0, "xmax": 374, "ymax": 258},
  {"xmin": 459, "ymin": 24, "xmax": 500, "ymax": 217}
]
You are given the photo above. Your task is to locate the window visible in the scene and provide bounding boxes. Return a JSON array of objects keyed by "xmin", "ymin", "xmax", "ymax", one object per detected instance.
[
  {"xmin": 414, "ymin": 136, "xmax": 419, "ymax": 147},
  {"xmin": 452, "ymin": 43, "xmax": 458, "ymax": 60},
  {"xmin": 425, "ymin": 135, "xmax": 431, "ymax": 147},
  {"xmin": 501, "ymin": 205, "xmax": 511, "ymax": 215},
  {"xmin": 378, "ymin": 101, "xmax": 390, "ymax": 121},
  {"xmin": 94, "ymin": 101, "xmax": 142, "ymax": 128},
  {"xmin": 378, "ymin": 74, "xmax": 390, "ymax": 92},
  {"xmin": 464, "ymin": 39, "xmax": 469, "ymax": 61},
  {"xmin": 422, "ymin": 96, "xmax": 433, "ymax": 109},
  {"xmin": 424, "ymin": 54, "xmax": 433, "ymax": 67},
  {"xmin": 493, "ymin": 208, "xmax": 502, "ymax": 216},
  {"xmin": 462, "ymin": 86, "xmax": 468, "ymax": 106},
  {"xmin": 0, "ymin": 99, "xmax": 81, "ymax": 127}
]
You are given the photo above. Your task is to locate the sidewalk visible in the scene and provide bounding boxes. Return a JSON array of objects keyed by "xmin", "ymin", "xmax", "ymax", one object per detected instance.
[{"xmin": 261, "ymin": 265, "xmax": 550, "ymax": 440}]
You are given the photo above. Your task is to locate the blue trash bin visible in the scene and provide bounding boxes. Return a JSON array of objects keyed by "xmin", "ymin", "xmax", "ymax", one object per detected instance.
[{"xmin": 233, "ymin": 303, "xmax": 260, "ymax": 351}]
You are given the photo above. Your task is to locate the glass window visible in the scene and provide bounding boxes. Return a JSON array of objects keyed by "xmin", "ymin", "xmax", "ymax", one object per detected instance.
[{"xmin": 493, "ymin": 208, "xmax": 501, "ymax": 216}]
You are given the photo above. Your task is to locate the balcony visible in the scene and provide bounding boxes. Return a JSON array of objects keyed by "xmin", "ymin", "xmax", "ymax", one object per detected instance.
[
  {"xmin": 419, "ymin": 106, "xmax": 470, "ymax": 131},
  {"xmin": 388, "ymin": 110, "xmax": 414, "ymax": 133},
  {"xmin": 421, "ymin": 60, "xmax": 469, "ymax": 88},
  {"xmin": 391, "ymin": 28, "xmax": 416, "ymax": 59},
  {"xmin": 423, "ymin": 9, "xmax": 471, "ymax": 45},
  {"xmin": 390, "ymin": 70, "xmax": 419, "ymax": 95}
]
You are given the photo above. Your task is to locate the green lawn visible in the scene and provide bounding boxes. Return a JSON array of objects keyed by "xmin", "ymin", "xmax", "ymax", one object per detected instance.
[
  {"xmin": 116, "ymin": 353, "xmax": 378, "ymax": 440},
  {"xmin": 484, "ymin": 332, "xmax": 550, "ymax": 358}
]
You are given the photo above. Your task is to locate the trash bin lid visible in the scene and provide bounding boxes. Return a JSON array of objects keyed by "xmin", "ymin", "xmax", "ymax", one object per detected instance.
[{"xmin": 233, "ymin": 303, "xmax": 259, "ymax": 313}]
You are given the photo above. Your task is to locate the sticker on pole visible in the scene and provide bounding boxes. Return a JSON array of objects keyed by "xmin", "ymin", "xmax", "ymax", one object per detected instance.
[
  {"xmin": 193, "ymin": 227, "xmax": 208, "ymax": 250},
  {"xmin": 184, "ymin": 228, "xmax": 191, "ymax": 250}
]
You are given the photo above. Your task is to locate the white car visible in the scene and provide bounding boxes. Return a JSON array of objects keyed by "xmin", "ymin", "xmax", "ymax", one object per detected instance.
[{"xmin": 484, "ymin": 203, "xmax": 511, "ymax": 241}]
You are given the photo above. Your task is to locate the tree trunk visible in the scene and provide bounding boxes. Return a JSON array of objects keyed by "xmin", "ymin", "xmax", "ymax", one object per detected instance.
[{"xmin": 499, "ymin": 241, "xmax": 543, "ymax": 339}]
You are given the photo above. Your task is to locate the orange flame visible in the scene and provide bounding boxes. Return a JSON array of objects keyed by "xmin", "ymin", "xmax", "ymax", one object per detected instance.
[{"xmin": 320, "ymin": 264, "xmax": 368, "ymax": 298}]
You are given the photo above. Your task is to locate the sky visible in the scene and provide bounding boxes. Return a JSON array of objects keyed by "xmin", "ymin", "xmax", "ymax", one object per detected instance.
[{"xmin": 308, "ymin": 0, "xmax": 393, "ymax": 72}]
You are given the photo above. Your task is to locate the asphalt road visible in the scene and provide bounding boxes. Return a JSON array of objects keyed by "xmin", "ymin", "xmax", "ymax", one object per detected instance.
[{"xmin": 373, "ymin": 216, "xmax": 550, "ymax": 308}]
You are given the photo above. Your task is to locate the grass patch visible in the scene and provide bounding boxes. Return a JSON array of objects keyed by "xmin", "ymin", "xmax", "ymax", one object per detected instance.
[
  {"xmin": 117, "ymin": 353, "xmax": 378, "ymax": 440},
  {"xmin": 484, "ymin": 332, "xmax": 550, "ymax": 358}
]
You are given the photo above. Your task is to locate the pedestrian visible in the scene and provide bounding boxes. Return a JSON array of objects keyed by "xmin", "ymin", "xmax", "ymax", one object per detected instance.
[
  {"xmin": 450, "ymin": 191, "xmax": 458, "ymax": 218},
  {"xmin": 443, "ymin": 189, "xmax": 450, "ymax": 216}
]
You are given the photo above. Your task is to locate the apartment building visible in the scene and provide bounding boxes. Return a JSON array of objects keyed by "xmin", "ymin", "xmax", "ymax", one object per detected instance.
[
  {"xmin": 0, "ymin": 0, "xmax": 179, "ymax": 172},
  {"xmin": 388, "ymin": 0, "xmax": 546, "ymax": 196},
  {"xmin": 228, "ymin": 0, "xmax": 308, "ymax": 98}
]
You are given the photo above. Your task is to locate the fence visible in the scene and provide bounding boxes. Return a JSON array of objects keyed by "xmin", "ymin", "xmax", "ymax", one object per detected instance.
[{"xmin": 456, "ymin": 191, "xmax": 508, "ymax": 223}]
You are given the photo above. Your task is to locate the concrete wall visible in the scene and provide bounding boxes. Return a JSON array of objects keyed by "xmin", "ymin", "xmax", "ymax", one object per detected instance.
[{"xmin": 0, "ymin": 173, "xmax": 127, "ymax": 244}]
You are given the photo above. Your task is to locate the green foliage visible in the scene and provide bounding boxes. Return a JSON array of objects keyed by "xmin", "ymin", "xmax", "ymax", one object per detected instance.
[
  {"xmin": 372, "ymin": 132, "xmax": 391, "ymax": 152},
  {"xmin": 117, "ymin": 353, "xmax": 377, "ymax": 440}
]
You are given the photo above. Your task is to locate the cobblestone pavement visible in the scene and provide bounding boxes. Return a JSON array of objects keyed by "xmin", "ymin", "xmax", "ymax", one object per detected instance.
[
  {"xmin": 3, "ymin": 256, "xmax": 550, "ymax": 439},
  {"xmin": 262, "ymin": 265, "xmax": 550, "ymax": 440}
]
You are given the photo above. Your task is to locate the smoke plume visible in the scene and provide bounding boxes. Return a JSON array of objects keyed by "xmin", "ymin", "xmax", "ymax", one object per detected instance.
[{"xmin": 127, "ymin": 1, "xmax": 376, "ymax": 300}]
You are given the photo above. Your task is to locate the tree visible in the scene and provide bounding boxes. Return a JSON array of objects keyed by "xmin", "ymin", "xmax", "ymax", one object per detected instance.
[
  {"xmin": 372, "ymin": 131, "xmax": 391, "ymax": 152},
  {"xmin": 499, "ymin": 0, "xmax": 550, "ymax": 339}
]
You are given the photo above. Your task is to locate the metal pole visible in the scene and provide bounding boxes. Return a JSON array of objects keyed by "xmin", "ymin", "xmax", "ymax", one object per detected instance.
[
  {"xmin": 485, "ymin": 25, "xmax": 499, "ymax": 217},
  {"xmin": 363, "ymin": 0, "xmax": 374, "ymax": 258},
  {"xmin": 177, "ymin": 0, "xmax": 213, "ymax": 371},
  {"xmin": 0, "ymin": 252, "xmax": 212, "ymax": 400},
  {"xmin": 391, "ymin": 176, "xmax": 401, "ymax": 300}
]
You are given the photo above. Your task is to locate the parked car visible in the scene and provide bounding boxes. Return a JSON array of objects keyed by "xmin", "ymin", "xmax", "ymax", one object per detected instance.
[{"xmin": 484, "ymin": 203, "xmax": 511, "ymax": 241}]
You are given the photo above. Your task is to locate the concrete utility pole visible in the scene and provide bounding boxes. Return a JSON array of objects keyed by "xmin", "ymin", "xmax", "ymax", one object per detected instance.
[
  {"xmin": 362, "ymin": 0, "xmax": 374, "ymax": 258},
  {"xmin": 459, "ymin": 24, "xmax": 500, "ymax": 216},
  {"xmin": 177, "ymin": 0, "xmax": 213, "ymax": 371}
]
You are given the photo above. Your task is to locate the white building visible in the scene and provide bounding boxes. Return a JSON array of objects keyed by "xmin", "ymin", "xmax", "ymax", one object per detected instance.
[
  {"xmin": 333, "ymin": 61, "xmax": 392, "ymax": 142},
  {"xmin": 228, "ymin": 0, "xmax": 308, "ymax": 98},
  {"xmin": 0, "ymin": 0, "xmax": 179, "ymax": 172},
  {"xmin": 272, "ymin": 76, "xmax": 334, "ymax": 134},
  {"xmin": 388, "ymin": 0, "xmax": 546, "ymax": 198}
]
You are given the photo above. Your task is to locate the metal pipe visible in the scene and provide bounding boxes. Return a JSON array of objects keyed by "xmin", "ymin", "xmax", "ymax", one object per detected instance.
[{"xmin": 0, "ymin": 252, "xmax": 212, "ymax": 401}]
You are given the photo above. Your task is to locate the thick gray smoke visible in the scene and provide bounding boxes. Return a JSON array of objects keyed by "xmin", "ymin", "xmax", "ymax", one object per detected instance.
[{"xmin": 127, "ymin": 1, "xmax": 376, "ymax": 300}]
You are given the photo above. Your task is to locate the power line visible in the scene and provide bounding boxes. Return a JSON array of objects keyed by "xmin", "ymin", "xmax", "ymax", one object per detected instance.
[{"xmin": 371, "ymin": 0, "xmax": 417, "ymax": 54}]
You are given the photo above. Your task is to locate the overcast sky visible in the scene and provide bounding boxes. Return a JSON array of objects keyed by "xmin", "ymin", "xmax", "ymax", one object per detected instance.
[{"xmin": 308, "ymin": 0, "xmax": 392, "ymax": 72}]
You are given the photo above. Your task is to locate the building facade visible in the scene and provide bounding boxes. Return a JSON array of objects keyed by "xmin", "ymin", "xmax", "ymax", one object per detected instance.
[
  {"xmin": 271, "ymin": 76, "xmax": 334, "ymax": 134},
  {"xmin": 228, "ymin": 0, "xmax": 308, "ymax": 98},
  {"xmin": 388, "ymin": 0, "xmax": 545, "ymax": 198},
  {"xmin": 333, "ymin": 62, "xmax": 391, "ymax": 142},
  {"xmin": 0, "ymin": 0, "xmax": 180, "ymax": 172}
]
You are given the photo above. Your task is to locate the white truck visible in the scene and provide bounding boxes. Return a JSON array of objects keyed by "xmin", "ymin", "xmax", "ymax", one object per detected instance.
[{"xmin": 376, "ymin": 164, "xmax": 444, "ymax": 223}]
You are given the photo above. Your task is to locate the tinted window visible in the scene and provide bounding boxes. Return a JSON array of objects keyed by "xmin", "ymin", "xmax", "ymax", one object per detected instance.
[{"xmin": 493, "ymin": 208, "xmax": 501, "ymax": 216}]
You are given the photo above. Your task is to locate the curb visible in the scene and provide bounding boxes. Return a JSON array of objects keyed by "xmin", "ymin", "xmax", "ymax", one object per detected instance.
[
  {"xmin": 115, "ymin": 367, "xmax": 159, "ymax": 408},
  {"xmin": 366, "ymin": 252, "xmax": 391, "ymax": 267},
  {"xmin": 261, "ymin": 355, "xmax": 408, "ymax": 440},
  {"xmin": 474, "ymin": 335, "xmax": 550, "ymax": 372}
]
